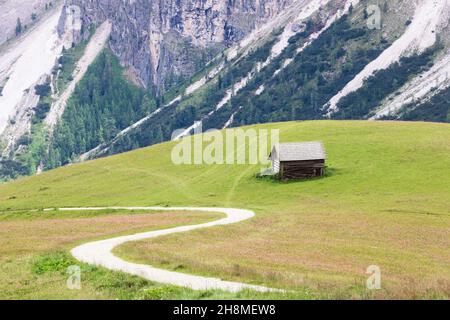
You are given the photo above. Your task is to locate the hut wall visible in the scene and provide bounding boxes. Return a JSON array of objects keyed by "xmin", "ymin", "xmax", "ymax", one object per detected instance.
[{"xmin": 280, "ymin": 160, "xmax": 325, "ymax": 180}]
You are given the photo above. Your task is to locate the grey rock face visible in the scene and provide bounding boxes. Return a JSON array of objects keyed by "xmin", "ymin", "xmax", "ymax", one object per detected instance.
[
  {"xmin": 60, "ymin": 0, "xmax": 293, "ymax": 93},
  {"xmin": 0, "ymin": 0, "xmax": 50, "ymax": 46}
]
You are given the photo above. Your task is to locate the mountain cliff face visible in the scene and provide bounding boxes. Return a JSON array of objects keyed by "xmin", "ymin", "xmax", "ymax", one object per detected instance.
[
  {"xmin": 61, "ymin": 0, "xmax": 293, "ymax": 93},
  {"xmin": 0, "ymin": 0, "xmax": 54, "ymax": 46},
  {"xmin": 1, "ymin": 0, "xmax": 449, "ymax": 182},
  {"xmin": 71, "ymin": 0, "xmax": 449, "ymax": 162}
]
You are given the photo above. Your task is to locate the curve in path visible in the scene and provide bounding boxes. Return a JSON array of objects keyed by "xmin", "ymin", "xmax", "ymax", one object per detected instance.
[{"xmin": 66, "ymin": 206, "xmax": 277, "ymax": 293}]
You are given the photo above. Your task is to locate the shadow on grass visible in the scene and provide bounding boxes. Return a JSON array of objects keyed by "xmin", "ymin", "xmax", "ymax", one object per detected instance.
[{"xmin": 254, "ymin": 166, "xmax": 342, "ymax": 185}]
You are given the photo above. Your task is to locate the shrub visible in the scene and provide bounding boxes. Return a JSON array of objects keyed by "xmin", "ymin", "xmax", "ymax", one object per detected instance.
[{"xmin": 35, "ymin": 84, "xmax": 51, "ymax": 97}]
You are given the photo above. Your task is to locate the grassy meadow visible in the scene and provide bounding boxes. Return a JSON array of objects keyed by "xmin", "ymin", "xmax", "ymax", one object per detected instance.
[
  {"xmin": 0, "ymin": 209, "xmax": 223, "ymax": 299},
  {"xmin": 0, "ymin": 120, "xmax": 449, "ymax": 299}
]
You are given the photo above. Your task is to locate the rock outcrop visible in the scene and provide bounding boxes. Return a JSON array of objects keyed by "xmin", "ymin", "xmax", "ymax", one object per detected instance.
[
  {"xmin": 0, "ymin": 0, "xmax": 53, "ymax": 46},
  {"xmin": 59, "ymin": 0, "xmax": 293, "ymax": 93}
]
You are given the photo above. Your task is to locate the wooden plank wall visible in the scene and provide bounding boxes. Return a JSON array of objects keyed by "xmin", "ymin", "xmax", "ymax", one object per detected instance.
[{"xmin": 281, "ymin": 160, "xmax": 325, "ymax": 180}]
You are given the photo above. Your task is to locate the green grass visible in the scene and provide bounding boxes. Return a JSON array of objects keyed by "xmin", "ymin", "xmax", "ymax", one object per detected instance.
[
  {"xmin": 0, "ymin": 209, "xmax": 223, "ymax": 299},
  {"xmin": 0, "ymin": 208, "xmax": 204, "ymax": 221},
  {"xmin": 0, "ymin": 120, "xmax": 449, "ymax": 299}
]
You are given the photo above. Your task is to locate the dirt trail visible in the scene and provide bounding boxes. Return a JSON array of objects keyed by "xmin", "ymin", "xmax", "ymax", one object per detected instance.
[{"xmin": 66, "ymin": 206, "xmax": 277, "ymax": 292}]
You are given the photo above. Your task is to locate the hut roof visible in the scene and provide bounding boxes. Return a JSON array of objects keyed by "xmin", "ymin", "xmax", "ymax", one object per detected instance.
[{"xmin": 271, "ymin": 142, "xmax": 326, "ymax": 162}]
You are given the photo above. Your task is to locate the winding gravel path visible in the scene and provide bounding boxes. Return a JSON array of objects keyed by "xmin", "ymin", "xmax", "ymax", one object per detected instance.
[{"xmin": 65, "ymin": 206, "xmax": 276, "ymax": 293}]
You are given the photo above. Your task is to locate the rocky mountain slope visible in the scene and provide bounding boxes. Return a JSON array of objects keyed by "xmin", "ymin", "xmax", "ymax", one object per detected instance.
[
  {"xmin": 61, "ymin": 0, "xmax": 294, "ymax": 92},
  {"xmin": 0, "ymin": 0, "xmax": 293, "ymax": 179},
  {"xmin": 78, "ymin": 0, "xmax": 449, "ymax": 161},
  {"xmin": 0, "ymin": 0, "xmax": 449, "ymax": 181},
  {"xmin": 0, "ymin": 0, "xmax": 58, "ymax": 46}
]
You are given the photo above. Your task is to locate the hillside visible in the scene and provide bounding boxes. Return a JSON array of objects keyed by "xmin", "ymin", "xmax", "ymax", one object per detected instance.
[
  {"xmin": 1, "ymin": 0, "xmax": 450, "ymax": 181},
  {"xmin": 0, "ymin": 121, "xmax": 449, "ymax": 299}
]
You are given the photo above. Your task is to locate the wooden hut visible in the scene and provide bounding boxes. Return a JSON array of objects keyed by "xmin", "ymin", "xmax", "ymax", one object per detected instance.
[{"xmin": 269, "ymin": 142, "xmax": 326, "ymax": 180}]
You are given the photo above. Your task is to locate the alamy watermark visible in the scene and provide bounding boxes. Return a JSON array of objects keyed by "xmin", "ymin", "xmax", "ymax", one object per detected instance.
[
  {"xmin": 366, "ymin": 265, "xmax": 381, "ymax": 290},
  {"xmin": 67, "ymin": 265, "xmax": 81, "ymax": 290},
  {"xmin": 171, "ymin": 122, "xmax": 279, "ymax": 174}
]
